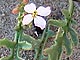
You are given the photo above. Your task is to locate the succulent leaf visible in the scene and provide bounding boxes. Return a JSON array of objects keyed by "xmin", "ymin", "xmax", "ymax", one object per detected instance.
[{"xmin": 48, "ymin": 19, "xmax": 67, "ymax": 27}]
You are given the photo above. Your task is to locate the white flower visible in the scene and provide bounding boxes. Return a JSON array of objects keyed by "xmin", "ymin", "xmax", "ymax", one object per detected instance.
[{"xmin": 22, "ymin": 3, "xmax": 51, "ymax": 30}]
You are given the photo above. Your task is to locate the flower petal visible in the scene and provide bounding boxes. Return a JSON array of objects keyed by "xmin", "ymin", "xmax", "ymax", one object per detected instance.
[
  {"xmin": 37, "ymin": 6, "xmax": 51, "ymax": 16},
  {"xmin": 24, "ymin": 3, "xmax": 36, "ymax": 13},
  {"xmin": 34, "ymin": 16, "xmax": 46, "ymax": 30},
  {"xmin": 22, "ymin": 14, "xmax": 33, "ymax": 25}
]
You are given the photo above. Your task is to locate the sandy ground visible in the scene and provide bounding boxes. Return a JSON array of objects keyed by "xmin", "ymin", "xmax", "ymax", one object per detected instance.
[{"xmin": 0, "ymin": 0, "xmax": 80, "ymax": 60}]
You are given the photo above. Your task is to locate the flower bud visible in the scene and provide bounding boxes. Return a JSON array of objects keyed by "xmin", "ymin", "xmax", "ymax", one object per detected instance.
[
  {"xmin": 22, "ymin": 12, "xmax": 28, "ymax": 17},
  {"xmin": 23, "ymin": 0, "xmax": 29, "ymax": 4},
  {"xmin": 12, "ymin": 7, "xmax": 19, "ymax": 14}
]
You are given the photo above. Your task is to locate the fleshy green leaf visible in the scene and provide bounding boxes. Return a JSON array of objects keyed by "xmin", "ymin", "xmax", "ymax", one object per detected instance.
[
  {"xmin": 45, "ymin": 38, "xmax": 63, "ymax": 60},
  {"xmin": 63, "ymin": 33, "xmax": 72, "ymax": 55},
  {"xmin": 71, "ymin": 19, "xmax": 77, "ymax": 25},
  {"xmin": 18, "ymin": 41, "xmax": 32, "ymax": 50},
  {"xmin": 21, "ymin": 34, "xmax": 41, "ymax": 48},
  {"xmin": 0, "ymin": 38, "xmax": 16, "ymax": 60},
  {"xmin": 0, "ymin": 54, "xmax": 14, "ymax": 60},
  {"xmin": 45, "ymin": 28, "xmax": 64, "ymax": 60},
  {"xmin": 62, "ymin": 9, "xmax": 70, "ymax": 19},
  {"xmin": 0, "ymin": 38, "xmax": 16, "ymax": 48},
  {"xmin": 68, "ymin": 27, "xmax": 79, "ymax": 46},
  {"xmin": 69, "ymin": 0, "xmax": 74, "ymax": 17},
  {"xmin": 46, "ymin": 30, "xmax": 55, "ymax": 38},
  {"xmin": 21, "ymin": 34, "xmax": 36, "ymax": 42},
  {"xmin": 48, "ymin": 19, "xmax": 67, "ymax": 27}
]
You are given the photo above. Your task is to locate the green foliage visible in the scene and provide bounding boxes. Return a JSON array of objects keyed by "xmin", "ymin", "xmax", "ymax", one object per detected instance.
[
  {"xmin": 62, "ymin": 9, "xmax": 70, "ymax": 19},
  {"xmin": 71, "ymin": 19, "xmax": 77, "ymax": 25},
  {"xmin": 48, "ymin": 19, "xmax": 67, "ymax": 27},
  {"xmin": 61, "ymin": 0, "xmax": 78, "ymax": 56},
  {"xmin": 68, "ymin": 27, "xmax": 79, "ymax": 46},
  {"xmin": 45, "ymin": 28, "xmax": 64, "ymax": 60},
  {"xmin": 63, "ymin": 33, "xmax": 72, "ymax": 55},
  {"xmin": 18, "ymin": 41, "xmax": 32, "ymax": 50},
  {"xmin": 69, "ymin": 0, "xmax": 74, "ymax": 17},
  {"xmin": 0, "ymin": 38, "xmax": 16, "ymax": 48},
  {"xmin": 21, "ymin": 34, "xmax": 41, "ymax": 48},
  {"xmin": 46, "ymin": 30, "xmax": 55, "ymax": 38},
  {"xmin": 0, "ymin": 55, "xmax": 14, "ymax": 60},
  {"xmin": 45, "ymin": 0, "xmax": 79, "ymax": 60},
  {"xmin": 0, "ymin": 0, "xmax": 79, "ymax": 60},
  {"xmin": 21, "ymin": 33, "xmax": 36, "ymax": 42},
  {"xmin": 0, "ymin": 38, "xmax": 16, "ymax": 60}
]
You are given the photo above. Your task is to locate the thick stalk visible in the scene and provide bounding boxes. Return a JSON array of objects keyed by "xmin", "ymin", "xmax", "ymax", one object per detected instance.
[
  {"xmin": 12, "ymin": 3, "xmax": 24, "ymax": 60},
  {"xmin": 14, "ymin": 28, "xmax": 22, "ymax": 60},
  {"xmin": 13, "ymin": 31, "xmax": 19, "ymax": 60},
  {"xmin": 14, "ymin": 11, "xmax": 23, "ymax": 60}
]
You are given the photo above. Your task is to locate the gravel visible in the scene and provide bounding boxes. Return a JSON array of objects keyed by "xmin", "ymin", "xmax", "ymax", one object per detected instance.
[{"xmin": 0, "ymin": 0, "xmax": 80, "ymax": 60}]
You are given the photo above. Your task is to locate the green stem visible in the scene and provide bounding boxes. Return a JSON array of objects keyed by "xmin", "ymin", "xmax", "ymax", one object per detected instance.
[
  {"xmin": 12, "ymin": 3, "xmax": 24, "ymax": 60},
  {"xmin": 14, "ymin": 31, "xmax": 19, "ymax": 60},
  {"xmin": 13, "ymin": 30, "xmax": 18, "ymax": 59},
  {"xmin": 42, "ymin": 25, "xmax": 50, "ymax": 50},
  {"xmin": 14, "ymin": 29, "xmax": 23, "ymax": 60},
  {"xmin": 14, "ymin": 11, "xmax": 23, "ymax": 60},
  {"xmin": 35, "ymin": 25, "xmax": 49, "ymax": 60}
]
